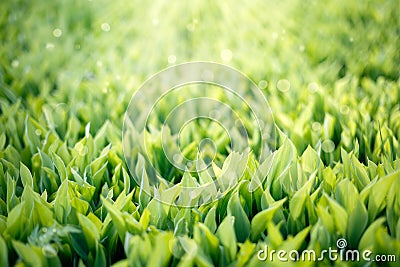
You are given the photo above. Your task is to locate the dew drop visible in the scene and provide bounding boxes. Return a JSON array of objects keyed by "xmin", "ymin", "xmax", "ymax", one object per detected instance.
[
  {"xmin": 46, "ymin": 43, "xmax": 55, "ymax": 50},
  {"xmin": 340, "ymin": 105, "xmax": 350, "ymax": 114},
  {"xmin": 312, "ymin": 122, "xmax": 321, "ymax": 132},
  {"xmin": 220, "ymin": 49, "xmax": 232, "ymax": 62},
  {"xmin": 168, "ymin": 55, "xmax": 176, "ymax": 64},
  {"xmin": 173, "ymin": 154, "xmax": 183, "ymax": 163},
  {"xmin": 258, "ymin": 80, "xmax": 268, "ymax": 89},
  {"xmin": 308, "ymin": 82, "xmax": 319, "ymax": 93},
  {"xmin": 53, "ymin": 28, "xmax": 62, "ymax": 37},
  {"xmin": 277, "ymin": 79, "xmax": 290, "ymax": 92},
  {"xmin": 11, "ymin": 60, "xmax": 19, "ymax": 68},
  {"xmin": 101, "ymin": 23, "xmax": 110, "ymax": 32},
  {"xmin": 152, "ymin": 18, "xmax": 159, "ymax": 26},
  {"xmin": 322, "ymin": 139, "xmax": 335, "ymax": 153}
]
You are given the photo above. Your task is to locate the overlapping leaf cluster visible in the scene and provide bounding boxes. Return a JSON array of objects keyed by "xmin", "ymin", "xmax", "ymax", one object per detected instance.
[{"xmin": 1, "ymin": 0, "xmax": 399, "ymax": 266}]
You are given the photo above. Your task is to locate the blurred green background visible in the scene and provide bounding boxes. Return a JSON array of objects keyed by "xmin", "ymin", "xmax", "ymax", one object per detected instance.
[
  {"xmin": 1, "ymin": 0, "xmax": 399, "ymax": 162},
  {"xmin": 0, "ymin": 0, "xmax": 399, "ymax": 266},
  {"xmin": 1, "ymin": 0, "xmax": 399, "ymax": 147}
]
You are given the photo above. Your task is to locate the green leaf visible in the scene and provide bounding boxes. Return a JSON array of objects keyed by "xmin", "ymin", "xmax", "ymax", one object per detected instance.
[
  {"xmin": 308, "ymin": 220, "xmax": 331, "ymax": 250},
  {"xmin": 111, "ymin": 260, "xmax": 129, "ymax": 267},
  {"xmin": 0, "ymin": 235, "xmax": 9, "ymax": 267},
  {"xmin": 216, "ymin": 215, "xmax": 237, "ymax": 262},
  {"xmin": 358, "ymin": 217, "xmax": 386, "ymax": 251},
  {"xmin": 54, "ymin": 180, "xmax": 71, "ymax": 223},
  {"xmin": 386, "ymin": 175, "xmax": 400, "ymax": 238},
  {"xmin": 94, "ymin": 244, "xmax": 107, "ymax": 267},
  {"xmin": 325, "ymin": 194, "xmax": 348, "ymax": 235},
  {"xmin": 147, "ymin": 232, "xmax": 174, "ymax": 267},
  {"xmin": 13, "ymin": 241, "xmax": 43, "ymax": 266},
  {"xmin": 368, "ymin": 170, "xmax": 398, "ymax": 221},
  {"xmin": 0, "ymin": 133, "xmax": 6, "ymax": 151},
  {"xmin": 289, "ymin": 170, "xmax": 316, "ymax": 220},
  {"xmin": 236, "ymin": 241, "xmax": 255, "ymax": 267},
  {"xmin": 20, "ymin": 162, "xmax": 33, "ymax": 188},
  {"xmin": 227, "ymin": 192, "xmax": 251, "ymax": 242},
  {"xmin": 250, "ymin": 198, "xmax": 286, "ymax": 241},
  {"xmin": 300, "ymin": 145, "xmax": 322, "ymax": 176},
  {"xmin": 248, "ymin": 152, "xmax": 274, "ymax": 192},
  {"xmin": 122, "ymin": 167, "xmax": 131, "ymax": 194},
  {"xmin": 91, "ymin": 161, "xmax": 108, "ymax": 194},
  {"xmin": 204, "ymin": 206, "xmax": 217, "ymax": 234},
  {"xmin": 5, "ymin": 201, "xmax": 25, "ymax": 239},
  {"xmin": 2, "ymin": 159, "xmax": 18, "ymax": 182},
  {"xmin": 25, "ymin": 117, "xmax": 41, "ymax": 154},
  {"xmin": 70, "ymin": 231, "xmax": 89, "ymax": 261},
  {"xmin": 266, "ymin": 222, "xmax": 283, "ymax": 248},
  {"xmin": 6, "ymin": 173, "xmax": 19, "ymax": 212},
  {"xmin": 196, "ymin": 223, "xmax": 220, "ymax": 263},
  {"xmin": 90, "ymin": 146, "xmax": 109, "ymax": 174},
  {"xmin": 322, "ymin": 166, "xmax": 336, "ymax": 192},
  {"xmin": 147, "ymin": 198, "xmax": 166, "ymax": 229},
  {"xmin": 71, "ymin": 167, "xmax": 85, "ymax": 185},
  {"xmin": 160, "ymin": 185, "xmax": 181, "ymax": 208},
  {"xmin": 347, "ymin": 199, "xmax": 368, "ymax": 248},
  {"xmin": 351, "ymin": 155, "xmax": 370, "ymax": 190},
  {"xmin": 341, "ymin": 148, "xmax": 351, "ymax": 178},
  {"xmin": 335, "ymin": 178, "xmax": 359, "ymax": 212},
  {"xmin": 178, "ymin": 236, "xmax": 214, "ymax": 267},
  {"xmin": 39, "ymin": 149, "xmax": 54, "ymax": 170},
  {"xmin": 102, "ymin": 196, "xmax": 127, "ymax": 241},
  {"xmin": 139, "ymin": 208, "xmax": 151, "ymax": 230},
  {"xmin": 178, "ymin": 237, "xmax": 198, "ymax": 261},
  {"xmin": 279, "ymin": 226, "xmax": 311, "ymax": 251},
  {"xmin": 267, "ymin": 138, "xmax": 296, "ymax": 188},
  {"xmin": 4, "ymin": 146, "xmax": 21, "ymax": 168},
  {"xmin": 52, "ymin": 152, "xmax": 67, "ymax": 182},
  {"xmin": 126, "ymin": 235, "xmax": 150, "ymax": 264},
  {"xmin": 78, "ymin": 213, "xmax": 100, "ymax": 251},
  {"xmin": 124, "ymin": 212, "xmax": 143, "ymax": 235}
]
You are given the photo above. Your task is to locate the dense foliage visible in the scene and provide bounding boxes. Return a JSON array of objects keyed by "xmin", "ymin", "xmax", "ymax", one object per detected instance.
[{"xmin": 0, "ymin": 0, "xmax": 399, "ymax": 266}]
